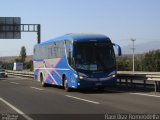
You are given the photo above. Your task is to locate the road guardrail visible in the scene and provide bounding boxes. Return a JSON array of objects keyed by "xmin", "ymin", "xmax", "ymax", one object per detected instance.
[
  {"xmin": 6, "ymin": 70, "xmax": 34, "ymax": 78},
  {"xmin": 117, "ymin": 71, "xmax": 160, "ymax": 92}
]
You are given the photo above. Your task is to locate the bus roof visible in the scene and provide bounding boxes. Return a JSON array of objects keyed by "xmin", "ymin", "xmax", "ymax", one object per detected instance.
[{"xmin": 36, "ymin": 33, "xmax": 111, "ymax": 46}]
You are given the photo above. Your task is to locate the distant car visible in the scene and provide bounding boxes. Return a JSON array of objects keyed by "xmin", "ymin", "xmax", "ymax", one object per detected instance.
[{"xmin": 0, "ymin": 69, "xmax": 8, "ymax": 78}]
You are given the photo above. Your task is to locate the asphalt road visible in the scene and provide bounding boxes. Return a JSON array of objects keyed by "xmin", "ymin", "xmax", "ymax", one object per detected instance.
[{"xmin": 0, "ymin": 75, "xmax": 160, "ymax": 120}]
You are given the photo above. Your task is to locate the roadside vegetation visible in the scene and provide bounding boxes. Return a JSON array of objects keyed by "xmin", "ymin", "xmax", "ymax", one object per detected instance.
[
  {"xmin": 0, "ymin": 46, "xmax": 33, "ymax": 71},
  {"xmin": 117, "ymin": 49, "xmax": 160, "ymax": 72}
]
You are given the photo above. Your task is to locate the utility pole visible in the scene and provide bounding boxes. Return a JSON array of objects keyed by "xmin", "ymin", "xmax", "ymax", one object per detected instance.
[
  {"xmin": 37, "ymin": 24, "xmax": 41, "ymax": 44},
  {"xmin": 131, "ymin": 38, "xmax": 136, "ymax": 72}
]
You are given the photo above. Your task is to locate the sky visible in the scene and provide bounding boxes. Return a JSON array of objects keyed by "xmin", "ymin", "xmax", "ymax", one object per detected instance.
[{"xmin": 0, "ymin": 0, "xmax": 160, "ymax": 56}]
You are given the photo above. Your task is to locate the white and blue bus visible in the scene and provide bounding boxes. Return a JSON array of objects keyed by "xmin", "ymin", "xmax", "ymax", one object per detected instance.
[{"xmin": 33, "ymin": 33, "xmax": 121, "ymax": 91}]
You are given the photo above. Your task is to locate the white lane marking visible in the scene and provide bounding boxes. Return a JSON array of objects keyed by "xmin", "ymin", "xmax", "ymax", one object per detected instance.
[
  {"xmin": 0, "ymin": 80, "xmax": 7, "ymax": 82},
  {"xmin": 30, "ymin": 86, "xmax": 44, "ymax": 91},
  {"xmin": 106, "ymin": 89, "xmax": 160, "ymax": 98},
  {"xmin": 65, "ymin": 95, "xmax": 100, "ymax": 104},
  {"xmin": 9, "ymin": 75, "xmax": 30, "ymax": 80},
  {"xmin": 9, "ymin": 81, "xmax": 19, "ymax": 84},
  {"xmin": 0, "ymin": 97, "xmax": 33, "ymax": 120},
  {"xmin": 130, "ymin": 93, "xmax": 160, "ymax": 98},
  {"xmin": 15, "ymin": 77, "xmax": 30, "ymax": 80}
]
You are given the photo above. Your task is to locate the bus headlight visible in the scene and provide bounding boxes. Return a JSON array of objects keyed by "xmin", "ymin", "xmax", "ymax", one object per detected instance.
[
  {"xmin": 79, "ymin": 75, "xmax": 88, "ymax": 80},
  {"xmin": 112, "ymin": 74, "xmax": 116, "ymax": 78},
  {"xmin": 79, "ymin": 76, "xmax": 84, "ymax": 80},
  {"xmin": 73, "ymin": 73, "xmax": 78, "ymax": 78}
]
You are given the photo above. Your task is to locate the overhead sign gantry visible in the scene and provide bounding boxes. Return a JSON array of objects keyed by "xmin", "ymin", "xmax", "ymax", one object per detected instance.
[{"xmin": 0, "ymin": 17, "xmax": 41, "ymax": 43}]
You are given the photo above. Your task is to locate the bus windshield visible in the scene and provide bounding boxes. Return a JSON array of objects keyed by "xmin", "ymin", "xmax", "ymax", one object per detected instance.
[{"xmin": 74, "ymin": 42, "xmax": 116, "ymax": 73}]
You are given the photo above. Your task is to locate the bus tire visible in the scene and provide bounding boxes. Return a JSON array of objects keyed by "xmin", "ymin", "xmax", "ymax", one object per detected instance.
[
  {"xmin": 64, "ymin": 79, "xmax": 71, "ymax": 92},
  {"xmin": 40, "ymin": 73, "xmax": 47, "ymax": 87}
]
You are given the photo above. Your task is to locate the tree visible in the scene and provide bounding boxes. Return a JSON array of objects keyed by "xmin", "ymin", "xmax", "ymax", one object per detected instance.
[
  {"xmin": 117, "ymin": 49, "xmax": 160, "ymax": 72},
  {"xmin": 116, "ymin": 57, "xmax": 132, "ymax": 71},
  {"xmin": 19, "ymin": 46, "xmax": 27, "ymax": 63},
  {"xmin": 142, "ymin": 50, "xmax": 160, "ymax": 72}
]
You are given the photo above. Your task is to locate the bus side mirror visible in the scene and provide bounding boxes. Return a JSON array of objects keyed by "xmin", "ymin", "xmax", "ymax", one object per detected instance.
[
  {"xmin": 68, "ymin": 49, "xmax": 72, "ymax": 64},
  {"xmin": 68, "ymin": 46, "xmax": 76, "ymax": 68},
  {"xmin": 113, "ymin": 43, "xmax": 122, "ymax": 56}
]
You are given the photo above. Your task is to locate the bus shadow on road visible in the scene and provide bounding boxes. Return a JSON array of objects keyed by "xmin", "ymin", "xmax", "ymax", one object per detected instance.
[
  {"xmin": 46, "ymin": 84, "xmax": 116, "ymax": 94},
  {"xmin": 77, "ymin": 85, "xmax": 160, "ymax": 94},
  {"xmin": 78, "ymin": 89, "xmax": 116, "ymax": 94},
  {"xmin": 46, "ymin": 84, "xmax": 160, "ymax": 95}
]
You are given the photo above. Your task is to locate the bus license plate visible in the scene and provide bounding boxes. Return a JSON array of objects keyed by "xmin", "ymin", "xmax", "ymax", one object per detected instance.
[{"xmin": 96, "ymin": 83, "xmax": 102, "ymax": 86}]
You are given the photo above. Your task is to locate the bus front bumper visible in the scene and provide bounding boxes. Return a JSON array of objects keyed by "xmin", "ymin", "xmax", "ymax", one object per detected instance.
[{"xmin": 77, "ymin": 76, "xmax": 117, "ymax": 89}]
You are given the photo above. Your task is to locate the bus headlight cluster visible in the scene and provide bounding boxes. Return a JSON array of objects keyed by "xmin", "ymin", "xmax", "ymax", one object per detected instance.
[
  {"xmin": 79, "ymin": 76, "xmax": 84, "ymax": 80},
  {"xmin": 112, "ymin": 74, "xmax": 116, "ymax": 78},
  {"xmin": 73, "ymin": 73, "xmax": 78, "ymax": 78},
  {"xmin": 79, "ymin": 75, "xmax": 88, "ymax": 80}
]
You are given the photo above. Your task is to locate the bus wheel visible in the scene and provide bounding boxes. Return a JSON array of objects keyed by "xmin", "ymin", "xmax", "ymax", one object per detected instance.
[
  {"xmin": 40, "ymin": 73, "xmax": 47, "ymax": 87},
  {"xmin": 64, "ymin": 79, "xmax": 71, "ymax": 92}
]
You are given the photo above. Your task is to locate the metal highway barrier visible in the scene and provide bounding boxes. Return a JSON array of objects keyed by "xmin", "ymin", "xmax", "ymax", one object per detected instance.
[
  {"xmin": 6, "ymin": 70, "xmax": 160, "ymax": 92},
  {"xmin": 117, "ymin": 71, "xmax": 160, "ymax": 92},
  {"xmin": 6, "ymin": 70, "xmax": 34, "ymax": 78}
]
